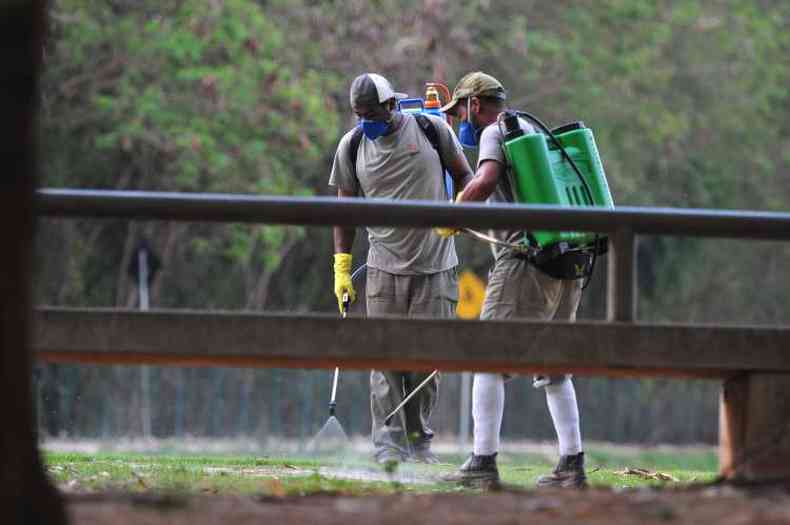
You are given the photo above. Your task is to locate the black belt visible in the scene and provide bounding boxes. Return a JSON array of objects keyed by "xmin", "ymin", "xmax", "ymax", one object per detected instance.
[{"xmin": 513, "ymin": 238, "xmax": 607, "ymax": 281}]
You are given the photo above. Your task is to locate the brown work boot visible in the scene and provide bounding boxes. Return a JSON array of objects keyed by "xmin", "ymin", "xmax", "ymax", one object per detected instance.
[
  {"xmin": 441, "ymin": 453, "xmax": 500, "ymax": 488},
  {"xmin": 536, "ymin": 452, "xmax": 587, "ymax": 488}
]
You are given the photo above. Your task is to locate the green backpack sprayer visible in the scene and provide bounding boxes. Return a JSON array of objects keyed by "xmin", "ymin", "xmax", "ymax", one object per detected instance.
[
  {"xmin": 496, "ymin": 110, "xmax": 614, "ymax": 283},
  {"xmin": 501, "ymin": 113, "xmax": 613, "ymax": 246}
]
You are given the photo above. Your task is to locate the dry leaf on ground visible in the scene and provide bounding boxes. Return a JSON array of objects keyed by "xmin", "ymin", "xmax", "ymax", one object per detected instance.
[{"xmin": 614, "ymin": 467, "xmax": 679, "ymax": 482}]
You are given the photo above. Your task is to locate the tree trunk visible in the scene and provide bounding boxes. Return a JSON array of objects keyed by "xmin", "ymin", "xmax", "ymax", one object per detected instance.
[
  {"xmin": 422, "ymin": 0, "xmax": 448, "ymax": 82},
  {"xmin": 0, "ymin": 1, "xmax": 68, "ymax": 523},
  {"xmin": 248, "ymin": 233, "xmax": 300, "ymax": 310},
  {"xmin": 150, "ymin": 222, "xmax": 187, "ymax": 306}
]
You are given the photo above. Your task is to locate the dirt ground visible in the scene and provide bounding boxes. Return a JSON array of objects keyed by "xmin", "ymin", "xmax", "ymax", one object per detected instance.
[{"xmin": 65, "ymin": 483, "xmax": 790, "ymax": 525}]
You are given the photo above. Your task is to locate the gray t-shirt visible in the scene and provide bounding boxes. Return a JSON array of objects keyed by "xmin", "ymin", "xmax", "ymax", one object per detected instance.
[
  {"xmin": 329, "ymin": 113, "xmax": 462, "ymax": 275},
  {"xmin": 477, "ymin": 117, "xmax": 536, "ymax": 260}
]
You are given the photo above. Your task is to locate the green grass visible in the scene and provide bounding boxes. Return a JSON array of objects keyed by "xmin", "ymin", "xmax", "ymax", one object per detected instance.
[{"xmin": 44, "ymin": 446, "xmax": 719, "ymax": 496}]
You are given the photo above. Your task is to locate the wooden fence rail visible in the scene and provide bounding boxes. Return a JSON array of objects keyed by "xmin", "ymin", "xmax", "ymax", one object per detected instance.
[{"xmin": 34, "ymin": 189, "xmax": 790, "ymax": 482}]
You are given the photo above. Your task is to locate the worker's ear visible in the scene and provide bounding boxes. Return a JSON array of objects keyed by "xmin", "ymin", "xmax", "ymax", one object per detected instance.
[{"xmin": 470, "ymin": 96, "xmax": 481, "ymax": 115}]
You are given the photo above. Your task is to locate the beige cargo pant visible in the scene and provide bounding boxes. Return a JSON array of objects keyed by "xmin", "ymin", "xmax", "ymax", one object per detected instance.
[
  {"xmin": 481, "ymin": 255, "xmax": 582, "ymax": 320},
  {"xmin": 366, "ymin": 267, "xmax": 458, "ymax": 459},
  {"xmin": 481, "ymin": 255, "xmax": 582, "ymax": 384}
]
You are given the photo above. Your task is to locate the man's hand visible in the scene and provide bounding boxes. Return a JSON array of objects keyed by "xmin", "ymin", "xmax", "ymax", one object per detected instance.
[
  {"xmin": 433, "ymin": 192, "xmax": 466, "ymax": 238},
  {"xmin": 333, "ymin": 253, "xmax": 356, "ymax": 313}
]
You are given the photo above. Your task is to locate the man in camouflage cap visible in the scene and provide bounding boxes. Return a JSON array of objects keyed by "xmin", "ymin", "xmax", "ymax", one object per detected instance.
[
  {"xmin": 440, "ymin": 72, "xmax": 506, "ymax": 149},
  {"xmin": 440, "ymin": 71, "xmax": 506, "ymax": 114},
  {"xmin": 438, "ymin": 72, "xmax": 588, "ymax": 489}
]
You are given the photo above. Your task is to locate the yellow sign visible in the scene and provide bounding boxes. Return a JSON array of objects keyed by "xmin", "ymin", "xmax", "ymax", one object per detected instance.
[{"xmin": 456, "ymin": 270, "xmax": 486, "ymax": 320}]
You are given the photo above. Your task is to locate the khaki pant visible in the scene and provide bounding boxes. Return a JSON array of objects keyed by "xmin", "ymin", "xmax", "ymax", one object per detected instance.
[
  {"xmin": 366, "ymin": 267, "xmax": 458, "ymax": 456},
  {"xmin": 480, "ymin": 256, "xmax": 582, "ymax": 322},
  {"xmin": 481, "ymin": 255, "xmax": 582, "ymax": 384}
]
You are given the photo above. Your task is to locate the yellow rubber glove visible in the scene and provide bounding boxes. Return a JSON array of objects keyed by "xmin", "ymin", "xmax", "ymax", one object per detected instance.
[
  {"xmin": 333, "ymin": 253, "xmax": 356, "ymax": 313},
  {"xmin": 433, "ymin": 192, "xmax": 465, "ymax": 238},
  {"xmin": 434, "ymin": 226, "xmax": 460, "ymax": 238}
]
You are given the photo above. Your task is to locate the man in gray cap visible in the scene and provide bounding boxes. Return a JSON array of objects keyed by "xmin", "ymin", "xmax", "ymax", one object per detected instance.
[
  {"xmin": 437, "ymin": 72, "xmax": 588, "ymax": 488},
  {"xmin": 329, "ymin": 73, "xmax": 474, "ymax": 464}
]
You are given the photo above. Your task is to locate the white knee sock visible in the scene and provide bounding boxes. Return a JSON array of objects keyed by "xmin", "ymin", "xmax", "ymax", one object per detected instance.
[
  {"xmin": 545, "ymin": 378, "xmax": 582, "ymax": 456},
  {"xmin": 472, "ymin": 373, "xmax": 504, "ymax": 456}
]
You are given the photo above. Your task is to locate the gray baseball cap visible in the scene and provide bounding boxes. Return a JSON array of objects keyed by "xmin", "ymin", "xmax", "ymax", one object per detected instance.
[
  {"xmin": 350, "ymin": 73, "xmax": 408, "ymax": 109},
  {"xmin": 440, "ymin": 72, "xmax": 506, "ymax": 113}
]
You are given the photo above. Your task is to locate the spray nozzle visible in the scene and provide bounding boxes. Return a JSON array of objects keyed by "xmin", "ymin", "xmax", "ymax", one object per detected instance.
[
  {"xmin": 424, "ymin": 86, "xmax": 441, "ymax": 108},
  {"xmin": 425, "ymin": 82, "xmax": 451, "ymax": 109},
  {"xmin": 502, "ymin": 111, "xmax": 523, "ymax": 141}
]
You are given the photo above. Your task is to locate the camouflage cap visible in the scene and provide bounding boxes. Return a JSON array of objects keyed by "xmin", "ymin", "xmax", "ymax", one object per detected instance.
[{"xmin": 440, "ymin": 72, "xmax": 506, "ymax": 113}]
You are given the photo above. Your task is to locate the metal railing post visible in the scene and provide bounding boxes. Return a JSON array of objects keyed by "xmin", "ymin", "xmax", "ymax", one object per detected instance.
[{"xmin": 607, "ymin": 228, "xmax": 637, "ymax": 322}]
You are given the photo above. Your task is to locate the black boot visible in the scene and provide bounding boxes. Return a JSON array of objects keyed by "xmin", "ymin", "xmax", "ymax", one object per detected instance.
[
  {"xmin": 536, "ymin": 452, "xmax": 587, "ymax": 488},
  {"xmin": 441, "ymin": 453, "xmax": 500, "ymax": 487}
]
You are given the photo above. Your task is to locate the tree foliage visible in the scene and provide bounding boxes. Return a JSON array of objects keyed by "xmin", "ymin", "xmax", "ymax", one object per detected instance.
[
  {"xmin": 40, "ymin": 0, "xmax": 339, "ymax": 308},
  {"xmin": 35, "ymin": 0, "xmax": 789, "ymax": 442}
]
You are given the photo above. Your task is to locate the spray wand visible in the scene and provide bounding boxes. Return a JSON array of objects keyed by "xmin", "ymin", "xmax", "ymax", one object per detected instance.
[{"xmin": 327, "ymin": 292, "xmax": 350, "ymax": 418}]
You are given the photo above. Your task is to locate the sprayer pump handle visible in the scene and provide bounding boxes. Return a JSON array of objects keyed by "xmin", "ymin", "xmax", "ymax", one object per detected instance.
[{"xmin": 503, "ymin": 111, "xmax": 523, "ymax": 141}]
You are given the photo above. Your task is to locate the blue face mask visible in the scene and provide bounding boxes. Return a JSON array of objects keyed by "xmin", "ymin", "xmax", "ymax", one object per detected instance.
[
  {"xmin": 358, "ymin": 118, "xmax": 390, "ymax": 141},
  {"xmin": 458, "ymin": 98, "xmax": 478, "ymax": 149}
]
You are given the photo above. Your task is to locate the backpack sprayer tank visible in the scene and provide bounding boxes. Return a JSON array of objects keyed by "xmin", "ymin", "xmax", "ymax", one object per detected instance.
[
  {"xmin": 501, "ymin": 112, "xmax": 614, "ymax": 249},
  {"xmin": 398, "ymin": 83, "xmax": 454, "ymax": 199}
]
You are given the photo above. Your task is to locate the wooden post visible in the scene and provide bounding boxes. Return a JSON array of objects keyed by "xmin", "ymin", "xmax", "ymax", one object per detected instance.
[
  {"xmin": 0, "ymin": 2, "xmax": 67, "ymax": 523},
  {"xmin": 606, "ymin": 228, "xmax": 637, "ymax": 323},
  {"xmin": 720, "ymin": 373, "xmax": 790, "ymax": 481}
]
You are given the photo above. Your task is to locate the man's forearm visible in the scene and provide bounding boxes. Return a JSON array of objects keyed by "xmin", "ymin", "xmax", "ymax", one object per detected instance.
[
  {"xmin": 334, "ymin": 187, "xmax": 358, "ymax": 253},
  {"xmin": 457, "ymin": 160, "xmax": 501, "ymax": 202},
  {"xmin": 333, "ymin": 226, "xmax": 355, "ymax": 254},
  {"xmin": 458, "ymin": 174, "xmax": 494, "ymax": 202}
]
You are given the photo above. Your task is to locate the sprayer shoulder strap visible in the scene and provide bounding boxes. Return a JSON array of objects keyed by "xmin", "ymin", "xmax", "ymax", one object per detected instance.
[
  {"xmin": 347, "ymin": 114, "xmax": 447, "ymax": 191},
  {"xmin": 413, "ymin": 114, "xmax": 448, "ymax": 178},
  {"xmin": 499, "ymin": 151, "xmax": 540, "ymax": 248},
  {"xmin": 345, "ymin": 127, "xmax": 365, "ymax": 196}
]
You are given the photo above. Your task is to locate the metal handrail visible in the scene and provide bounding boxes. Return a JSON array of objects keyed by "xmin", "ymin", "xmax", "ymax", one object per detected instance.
[
  {"xmin": 37, "ymin": 189, "xmax": 790, "ymax": 241},
  {"xmin": 35, "ymin": 188, "xmax": 790, "ymax": 323}
]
